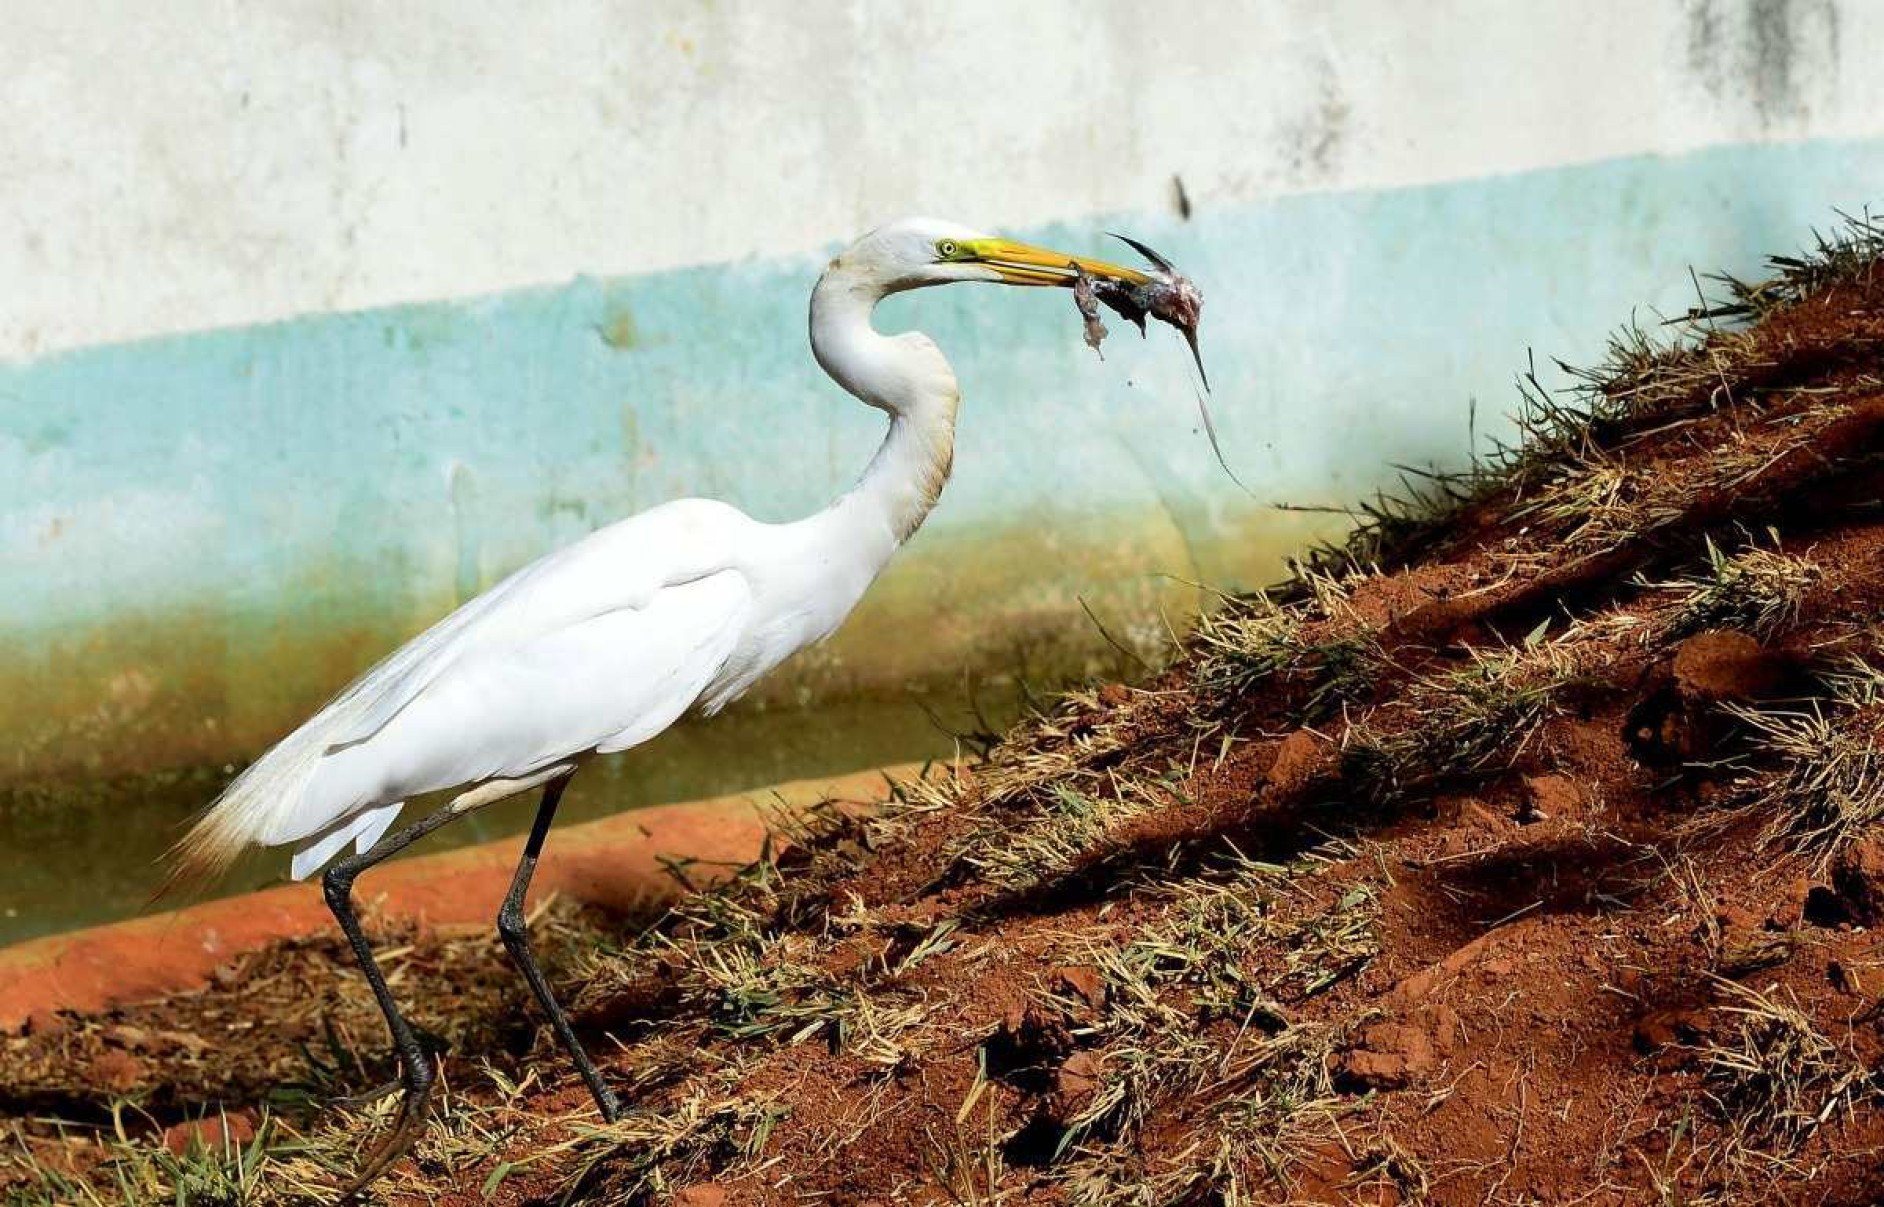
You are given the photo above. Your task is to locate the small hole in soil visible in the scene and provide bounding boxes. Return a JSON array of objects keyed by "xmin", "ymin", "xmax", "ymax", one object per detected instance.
[
  {"xmin": 1002, "ymin": 1112, "xmax": 1065, "ymax": 1168},
  {"xmin": 1623, "ymin": 684, "xmax": 1683, "ymax": 766},
  {"xmin": 1803, "ymin": 885, "xmax": 1851, "ymax": 929},
  {"xmin": 982, "ymin": 1018, "xmax": 1072, "ymax": 1094}
]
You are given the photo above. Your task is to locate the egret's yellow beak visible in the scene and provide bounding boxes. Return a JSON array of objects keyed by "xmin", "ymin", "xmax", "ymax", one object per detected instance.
[{"xmin": 951, "ymin": 238, "xmax": 1153, "ymax": 288}]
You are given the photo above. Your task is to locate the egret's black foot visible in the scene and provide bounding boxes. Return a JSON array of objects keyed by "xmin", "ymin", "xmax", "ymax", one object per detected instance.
[
  {"xmin": 336, "ymin": 1055, "xmax": 437, "ymax": 1201},
  {"xmin": 329, "ymin": 1027, "xmax": 451, "ymax": 1109},
  {"xmin": 592, "ymin": 1076, "xmax": 624, "ymax": 1124}
]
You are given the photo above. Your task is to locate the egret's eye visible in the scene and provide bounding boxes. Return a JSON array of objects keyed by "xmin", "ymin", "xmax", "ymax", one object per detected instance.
[{"xmin": 936, "ymin": 239, "xmax": 959, "ymax": 260}]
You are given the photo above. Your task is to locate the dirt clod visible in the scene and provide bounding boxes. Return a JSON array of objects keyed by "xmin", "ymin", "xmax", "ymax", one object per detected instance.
[
  {"xmin": 1831, "ymin": 834, "xmax": 1884, "ymax": 924},
  {"xmin": 1337, "ymin": 1022, "xmax": 1437, "ymax": 1090},
  {"xmin": 1047, "ymin": 964, "xmax": 1105, "ymax": 1008},
  {"xmin": 1522, "ymin": 772, "xmax": 1582, "ymax": 820},
  {"xmin": 161, "ymin": 1111, "xmax": 255, "ymax": 1156},
  {"xmin": 1673, "ymin": 629, "xmax": 1789, "ymax": 702},
  {"xmin": 1634, "ymin": 1006, "xmax": 1710, "ymax": 1057},
  {"xmin": 1052, "ymin": 1050, "xmax": 1103, "ymax": 1111},
  {"xmin": 85, "ymin": 1048, "xmax": 144, "ymax": 1095},
  {"xmin": 1267, "ymin": 726, "xmax": 1328, "ymax": 795}
]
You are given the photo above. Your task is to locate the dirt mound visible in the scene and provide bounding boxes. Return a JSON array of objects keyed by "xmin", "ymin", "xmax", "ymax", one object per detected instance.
[{"xmin": 9, "ymin": 222, "xmax": 1884, "ymax": 1204}]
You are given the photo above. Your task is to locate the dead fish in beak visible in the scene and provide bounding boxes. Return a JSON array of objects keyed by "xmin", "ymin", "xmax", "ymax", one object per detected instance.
[{"xmin": 1075, "ymin": 234, "xmax": 1208, "ymax": 389}]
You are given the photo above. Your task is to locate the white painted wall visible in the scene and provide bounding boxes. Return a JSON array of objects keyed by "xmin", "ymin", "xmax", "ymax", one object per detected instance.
[{"xmin": 3, "ymin": 0, "xmax": 1877, "ymax": 361}]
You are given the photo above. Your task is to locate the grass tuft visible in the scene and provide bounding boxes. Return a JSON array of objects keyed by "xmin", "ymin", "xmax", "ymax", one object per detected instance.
[
  {"xmin": 1657, "ymin": 536, "xmax": 1821, "ymax": 642},
  {"xmin": 1345, "ymin": 644, "xmax": 1575, "ymax": 804},
  {"xmin": 576, "ymin": 1077, "xmax": 787, "ymax": 1202},
  {"xmin": 1727, "ymin": 657, "xmax": 1884, "ymax": 864},
  {"xmin": 1, "ymin": 1106, "xmax": 282, "ymax": 1207},
  {"xmin": 1696, "ymin": 979, "xmax": 1874, "ymax": 1157},
  {"xmin": 1690, "ymin": 210, "xmax": 1884, "ymax": 324},
  {"xmin": 1294, "ymin": 210, "xmax": 1884, "ymax": 585},
  {"xmin": 1042, "ymin": 845, "xmax": 1378, "ymax": 1195},
  {"xmin": 1190, "ymin": 577, "xmax": 1385, "ymax": 721},
  {"xmin": 955, "ymin": 779, "xmax": 1169, "ymax": 895}
]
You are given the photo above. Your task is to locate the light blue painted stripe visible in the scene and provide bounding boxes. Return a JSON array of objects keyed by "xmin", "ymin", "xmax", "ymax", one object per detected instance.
[{"xmin": 7, "ymin": 137, "xmax": 1884, "ymax": 635}]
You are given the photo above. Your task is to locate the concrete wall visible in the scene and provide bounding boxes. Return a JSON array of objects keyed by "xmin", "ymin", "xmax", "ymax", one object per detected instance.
[
  {"xmin": 7, "ymin": 0, "xmax": 1884, "ymax": 795},
  {"xmin": 7, "ymin": 1, "xmax": 1879, "ymax": 359}
]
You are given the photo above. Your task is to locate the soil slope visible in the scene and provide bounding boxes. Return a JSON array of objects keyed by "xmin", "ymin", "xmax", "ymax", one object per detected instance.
[{"xmin": 8, "ymin": 224, "xmax": 1884, "ymax": 1206}]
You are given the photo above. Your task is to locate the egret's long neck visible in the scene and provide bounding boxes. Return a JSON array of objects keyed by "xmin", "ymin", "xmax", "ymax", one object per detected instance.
[{"xmin": 809, "ymin": 268, "xmax": 961, "ymax": 549}]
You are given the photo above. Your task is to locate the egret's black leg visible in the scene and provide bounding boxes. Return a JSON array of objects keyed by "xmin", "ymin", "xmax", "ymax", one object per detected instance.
[
  {"xmin": 496, "ymin": 773, "xmax": 623, "ymax": 1121},
  {"xmin": 321, "ymin": 801, "xmax": 465, "ymax": 1195}
]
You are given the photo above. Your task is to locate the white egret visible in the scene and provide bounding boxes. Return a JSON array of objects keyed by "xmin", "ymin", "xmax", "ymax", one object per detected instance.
[{"xmin": 166, "ymin": 217, "xmax": 1161, "ymax": 1188}]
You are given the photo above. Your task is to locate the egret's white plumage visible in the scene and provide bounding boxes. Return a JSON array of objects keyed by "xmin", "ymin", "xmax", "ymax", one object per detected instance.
[{"xmin": 168, "ymin": 216, "xmax": 1071, "ymax": 888}]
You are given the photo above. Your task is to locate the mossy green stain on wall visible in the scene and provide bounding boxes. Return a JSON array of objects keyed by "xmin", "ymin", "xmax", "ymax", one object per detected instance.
[{"xmin": 0, "ymin": 505, "xmax": 1337, "ymax": 778}]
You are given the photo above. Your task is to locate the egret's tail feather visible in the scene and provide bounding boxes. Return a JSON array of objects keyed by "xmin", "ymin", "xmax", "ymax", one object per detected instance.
[
  {"xmin": 288, "ymin": 799, "xmax": 404, "ymax": 881},
  {"xmin": 155, "ymin": 733, "xmax": 328, "ymax": 901}
]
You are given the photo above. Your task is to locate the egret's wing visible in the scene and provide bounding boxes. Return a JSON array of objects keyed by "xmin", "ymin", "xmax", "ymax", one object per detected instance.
[
  {"xmin": 318, "ymin": 498, "xmax": 745, "ymax": 751},
  {"xmin": 313, "ymin": 566, "xmax": 536, "ymax": 750},
  {"xmin": 170, "ymin": 499, "xmax": 754, "ymax": 881},
  {"xmin": 286, "ymin": 568, "xmax": 753, "ymax": 846}
]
